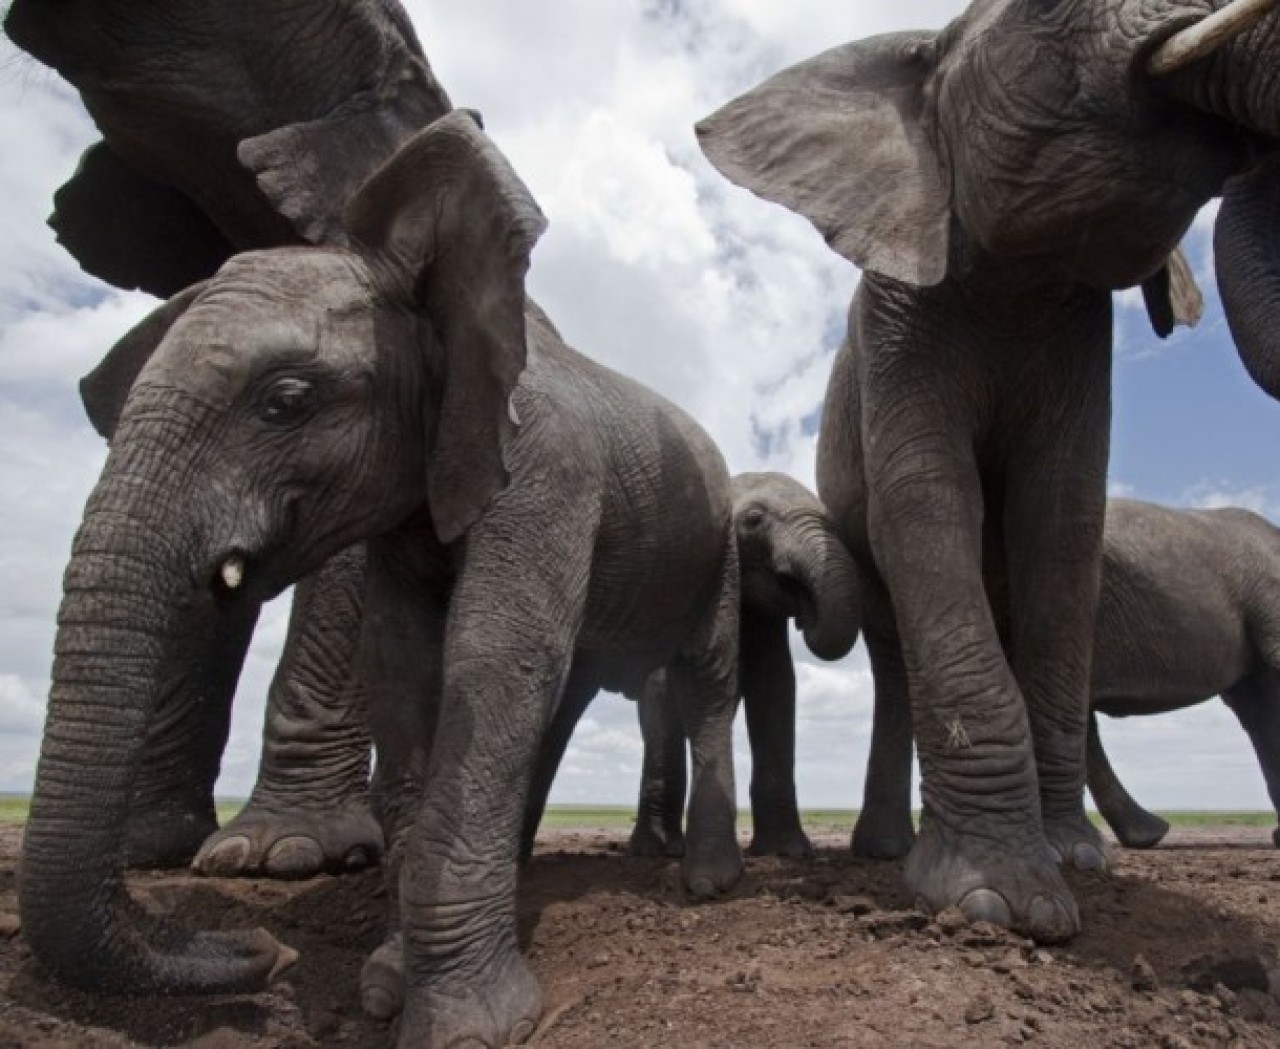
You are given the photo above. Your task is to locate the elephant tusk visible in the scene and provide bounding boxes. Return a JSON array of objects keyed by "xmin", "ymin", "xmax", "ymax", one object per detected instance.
[
  {"xmin": 1148, "ymin": 0, "xmax": 1280, "ymax": 76},
  {"xmin": 220, "ymin": 556, "xmax": 245, "ymax": 590}
]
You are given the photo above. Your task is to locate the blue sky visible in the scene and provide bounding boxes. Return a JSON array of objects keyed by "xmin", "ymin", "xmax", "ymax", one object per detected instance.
[{"xmin": 0, "ymin": 0, "xmax": 1277, "ymax": 818}]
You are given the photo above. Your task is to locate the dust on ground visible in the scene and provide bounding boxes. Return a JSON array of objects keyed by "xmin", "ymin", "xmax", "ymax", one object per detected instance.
[{"xmin": 1, "ymin": 822, "xmax": 1279, "ymax": 1047}]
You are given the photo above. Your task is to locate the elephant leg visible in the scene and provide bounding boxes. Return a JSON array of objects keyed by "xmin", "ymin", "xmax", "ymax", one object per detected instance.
[
  {"xmin": 123, "ymin": 595, "xmax": 259, "ymax": 868},
  {"xmin": 1222, "ymin": 675, "xmax": 1280, "ymax": 848},
  {"xmin": 392, "ymin": 511, "xmax": 592, "ymax": 1048},
  {"xmin": 194, "ymin": 545, "xmax": 381, "ymax": 879},
  {"xmin": 1004, "ymin": 421, "xmax": 1110, "ymax": 874},
  {"xmin": 864, "ymin": 399, "xmax": 1077, "ymax": 943},
  {"xmin": 851, "ymin": 581, "xmax": 916, "ymax": 859},
  {"xmin": 673, "ymin": 542, "xmax": 744, "ymax": 901},
  {"xmin": 1085, "ymin": 712, "xmax": 1169, "ymax": 849},
  {"xmin": 630, "ymin": 669, "xmax": 689, "ymax": 857},
  {"xmin": 742, "ymin": 612, "xmax": 811, "ymax": 858},
  {"xmin": 356, "ymin": 538, "xmax": 449, "ymax": 1023},
  {"xmin": 519, "ymin": 664, "xmax": 599, "ymax": 862}
]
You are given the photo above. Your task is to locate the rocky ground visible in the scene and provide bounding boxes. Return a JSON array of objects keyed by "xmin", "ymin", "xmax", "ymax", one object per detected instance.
[{"xmin": 1, "ymin": 823, "xmax": 1278, "ymax": 1047}]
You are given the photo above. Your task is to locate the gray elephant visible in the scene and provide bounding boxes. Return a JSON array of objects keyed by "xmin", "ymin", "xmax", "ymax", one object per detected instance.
[
  {"xmin": 698, "ymin": 0, "xmax": 1280, "ymax": 941},
  {"xmin": 4, "ymin": 0, "xmax": 457, "ymax": 876},
  {"xmin": 21, "ymin": 113, "xmax": 745, "ymax": 1048},
  {"xmin": 621, "ymin": 473, "xmax": 861, "ymax": 860}
]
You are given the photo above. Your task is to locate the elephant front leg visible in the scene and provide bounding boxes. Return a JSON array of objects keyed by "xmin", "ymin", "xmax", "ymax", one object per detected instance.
[
  {"xmin": 630, "ymin": 670, "xmax": 688, "ymax": 857},
  {"xmin": 1086, "ymin": 712, "xmax": 1169, "ymax": 849},
  {"xmin": 124, "ymin": 595, "xmax": 258, "ymax": 868},
  {"xmin": 866, "ymin": 428, "xmax": 1078, "ymax": 943},
  {"xmin": 851, "ymin": 592, "xmax": 917, "ymax": 860},
  {"xmin": 741, "ymin": 612, "xmax": 811, "ymax": 858},
  {"xmin": 195, "ymin": 545, "xmax": 381, "ymax": 879},
  {"xmin": 674, "ymin": 542, "xmax": 745, "ymax": 900}
]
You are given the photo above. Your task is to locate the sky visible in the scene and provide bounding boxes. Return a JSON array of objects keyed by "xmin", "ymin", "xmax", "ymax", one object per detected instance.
[{"xmin": 1, "ymin": 0, "xmax": 1279, "ymax": 817}]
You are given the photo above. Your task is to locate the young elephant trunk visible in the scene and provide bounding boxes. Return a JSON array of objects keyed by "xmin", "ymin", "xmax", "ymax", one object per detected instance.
[
  {"xmin": 783, "ymin": 518, "xmax": 862, "ymax": 662},
  {"xmin": 20, "ymin": 421, "xmax": 293, "ymax": 993}
]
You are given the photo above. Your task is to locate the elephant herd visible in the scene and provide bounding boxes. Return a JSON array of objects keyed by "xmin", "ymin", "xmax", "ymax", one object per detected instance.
[{"xmin": 8, "ymin": 0, "xmax": 1280, "ymax": 1045}]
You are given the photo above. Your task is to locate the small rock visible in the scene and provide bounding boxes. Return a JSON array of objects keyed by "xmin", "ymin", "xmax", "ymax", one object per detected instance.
[
  {"xmin": 1214, "ymin": 982, "xmax": 1237, "ymax": 1010},
  {"xmin": 964, "ymin": 994, "xmax": 996, "ymax": 1025},
  {"xmin": 1130, "ymin": 953, "xmax": 1158, "ymax": 993},
  {"xmin": 831, "ymin": 895, "xmax": 876, "ymax": 917},
  {"xmin": 934, "ymin": 907, "xmax": 968, "ymax": 935},
  {"xmin": 587, "ymin": 952, "xmax": 611, "ymax": 969}
]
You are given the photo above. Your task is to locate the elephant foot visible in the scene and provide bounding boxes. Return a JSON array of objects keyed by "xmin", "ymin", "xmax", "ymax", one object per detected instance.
[
  {"xmin": 748, "ymin": 822, "xmax": 813, "ymax": 859},
  {"xmin": 628, "ymin": 820, "xmax": 685, "ymax": 858},
  {"xmin": 193, "ymin": 798, "xmax": 383, "ymax": 879},
  {"xmin": 393, "ymin": 938, "xmax": 542, "ymax": 1048},
  {"xmin": 905, "ymin": 815, "xmax": 1080, "ymax": 945},
  {"xmin": 124, "ymin": 799, "xmax": 219, "ymax": 870},
  {"xmin": 1273, "ymin": 826, "xmax": 1280, "ymax": 850},
  {"xmin": 850, "ymin": 807, "xmax": 916, "ymax": 860},
  {"xmin": 681, "ymin": 839, "xmax": 744, "ymax": 901},
  {"xmin": 1109, "ymin": 808, "xmax": 1171, "ymax": 851},
  {"xmin": 1043, "ymin": 814, "xmax": 1111, "ymax": 871}
]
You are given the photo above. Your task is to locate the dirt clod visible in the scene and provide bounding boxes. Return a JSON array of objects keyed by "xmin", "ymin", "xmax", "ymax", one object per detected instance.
[{"xmin": 1130, "ymin": 952, "xmax": 1159, "ymax": 992}]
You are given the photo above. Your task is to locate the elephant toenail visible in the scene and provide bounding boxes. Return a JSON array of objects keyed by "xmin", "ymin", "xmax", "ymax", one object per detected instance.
[
  {"xmin": 344, "ymin": 845, "xmax": 372, "ymax": 870},
  {"xmin": 1027, "ymin": 894, "xmax": 1078, "ymax": 943},
  {"xmin": 361, "ymin": 986, "xmax": 399, "ymax": 1020},
  {"xmin": 1072, "ymin": 842, "xmax": 1108, "ymax": 872},
  {"xmin": 195, "ymin": 835, "xmax": 251, "ymax": 875},
  {"xmin": 958, "ymin": 888, "xmax": 1013, "ymax": 928},
  {"xmin": 511, "ymin": 1019, "xmax": 537, "ymax": 1043},
  {"xmin": 265, "ymin": 836, "xmax": 324, "ymax": 878}
]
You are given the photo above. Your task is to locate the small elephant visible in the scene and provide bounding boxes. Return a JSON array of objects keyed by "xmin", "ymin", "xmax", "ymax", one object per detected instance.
[
  {"xmin": 622, "ymin": 473, "xmax": 861, "ymax": 860},
  {"xmin": 5, "ymin": 0, "xmax": 457, "ymax": 877},
  {"xmin": 22, "ymin": 113, "xmax": 745, "ymax": 1049},
  {"xmin": 699, "ymin": 0, "xmax": 1280, "ymax": 941}
]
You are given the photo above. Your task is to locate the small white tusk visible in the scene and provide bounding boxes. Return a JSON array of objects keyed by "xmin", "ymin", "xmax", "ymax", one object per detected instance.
[
  {"xmin": 508, "ymin": 394, "xmax": 522, "ymax": 427},
  {"xmin": 1148, "ymin": 0, "xmax": 1280, "ymax": 77},
  {"xmin": 220, "ymin": 556, "xmax": 245, "ymax": 590}
]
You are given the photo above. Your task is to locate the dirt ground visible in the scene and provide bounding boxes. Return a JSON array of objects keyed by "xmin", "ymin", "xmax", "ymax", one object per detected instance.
[{"xmin": 1, "ymin": 823, "xmax": 1279, "ymax": 1048}]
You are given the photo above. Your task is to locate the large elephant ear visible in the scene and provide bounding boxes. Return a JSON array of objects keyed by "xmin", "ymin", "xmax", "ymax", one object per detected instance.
[
  {"xmin": 79, "ymin": 282, "xmax": 209, "ymax": 440},
  {"xmin": 238, "ymin": 61, "xmax": 452, "ymax": 246},
  {"xmin": 696, "ymin": 32, "xmax": 950, "ymax": 285},
  {"xmin": 1140, "ymin": 245, "xmax": 1204, "ymax": 338},
  {"xmin": 52, "ymin": 143, "xmax": 234, "ymax": 298},
  {"xmin": 345, "ymin": 111, "xmax": 547, "ymax": 544}
]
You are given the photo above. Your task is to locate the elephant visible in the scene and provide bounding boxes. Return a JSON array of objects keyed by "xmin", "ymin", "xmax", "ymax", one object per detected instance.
[
  {"xmin": 4, "ymin": 0, "xmax": 456, "ymax": 877},
  {"xmin": 21, "ymin": 112, "xmax": 745, "ymax": 1048},
  {"xmin": 619, "ymin": 472, "xmax": 861, "ymax": 861},
  {"xmin": 697, "ymin": 0, "xmax": 1280, "ymax": 942}
]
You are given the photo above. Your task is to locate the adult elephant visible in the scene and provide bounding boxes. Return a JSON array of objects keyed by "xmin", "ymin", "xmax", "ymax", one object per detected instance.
[
  {"xmin": 21, "ymin": 114, "xmax": 745, "ymax": 1048},
  {"xmin": 698, "ymin": 0, "xmax": 1280, "ymax": 941},
  {"xmin": 622, "ymin": 473, "xmax": 861, "ymax": 860},
  {"xmin": 4, "ymin": 0, "xmax": 454, "ymax": 875}
]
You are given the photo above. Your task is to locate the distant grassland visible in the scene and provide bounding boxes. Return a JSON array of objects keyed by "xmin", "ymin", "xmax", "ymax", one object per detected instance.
[{"xmin": 0, "ymin": 796, "xmax": 1271, "ymax": 830}]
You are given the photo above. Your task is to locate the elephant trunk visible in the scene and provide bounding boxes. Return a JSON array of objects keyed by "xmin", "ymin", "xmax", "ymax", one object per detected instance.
[
  {"xmin": 20, "ymin": 412, "xmax": 294, "ymax": 993},
  {"xmin": 1216, "ymin": 153, "xmax": 1280, "ymax": 400},
  {"xmin": 778, "ymin": 516, "xmax": 862, "ymax": 662}
]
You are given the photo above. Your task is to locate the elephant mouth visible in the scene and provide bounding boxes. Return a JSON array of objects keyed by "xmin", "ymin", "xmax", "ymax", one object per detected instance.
[{"xmin": 776, "ymin": 571, "xmax": 817, "ymax": 630}]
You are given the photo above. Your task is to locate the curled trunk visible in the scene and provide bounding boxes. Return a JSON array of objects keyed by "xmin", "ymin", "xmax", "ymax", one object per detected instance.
[
  {"xmin": 20, "ymin": 431, "xmax": 294, "ymax": 993},
  {"xmin": 780, "ymin": 517, "xmax": 862, "ymax": 662}
]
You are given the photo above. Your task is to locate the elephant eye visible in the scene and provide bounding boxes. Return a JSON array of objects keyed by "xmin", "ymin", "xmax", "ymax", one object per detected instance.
[
  {"xmin": 257, "ymin": 377, "xmax": 317, "ymax": 426},
  {"xmin": 742, "ymin": 506, "xmax": 766, "ymax": 530}
]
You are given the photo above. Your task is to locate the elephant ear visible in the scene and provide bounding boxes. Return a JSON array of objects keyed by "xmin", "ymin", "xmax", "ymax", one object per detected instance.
[
  {"xmin": 1140, "ymin": 245, "xmax": 1204, "ymax": 338},
  {"xmin": 345, "ymin": 110, "xmax": 547, "ymax": 544},
  {"xmin": 238, "ymin": 64, "xmax": 452, "ymax": 246},
  {"xmin": 696, "ymin": 32, "xmax": 950, "ymax": 286},
  {"xmin": 51, "ymin": 142, "xmax": 234, "ymax": 298},
  {"xmin": 79, "ymin": 282, "xmax": 209, "ymax": 440}
]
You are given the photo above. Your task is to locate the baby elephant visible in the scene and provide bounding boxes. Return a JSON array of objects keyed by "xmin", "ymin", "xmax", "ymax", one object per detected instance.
[
  {"xmin": 628, "ymin": 473, "xmax": 861, "ymax": 859},
  {"xmin": 21, "ymin": 113, "xmax": 744, "ymax": 1049},
  {"xmin": 857, "ymin": 498, "xmax": 1280, "ymax": 857}
]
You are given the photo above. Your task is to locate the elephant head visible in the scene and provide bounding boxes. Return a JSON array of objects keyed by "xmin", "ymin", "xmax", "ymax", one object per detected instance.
[
  {"xmin": 20, "ymin": 111, "xmax": 545, "ymax": 994},
  {"xmin": 697, "ymin": 0, "xmax": 1280, "ymax": 394},
  {"xmin": 3, "ymin": 0, "xmax": 452, "ymax": 294},
  {"xmin": 733, "ymin": 473, "xmax": 860, "ymax": 661}
]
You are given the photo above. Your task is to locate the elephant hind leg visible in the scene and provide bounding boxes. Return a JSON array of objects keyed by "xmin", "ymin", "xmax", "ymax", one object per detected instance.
[
  {"xmin": 1086, "ymin": 712, "xmax": 1169, "ymax": 849},
  {"xmin": 1222, "ymin": 674, "xmax": 1280, "ymax": 848},
  {"xmin": 631, "ymin": 669, "xmax": 688, "ymax": 858}
]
